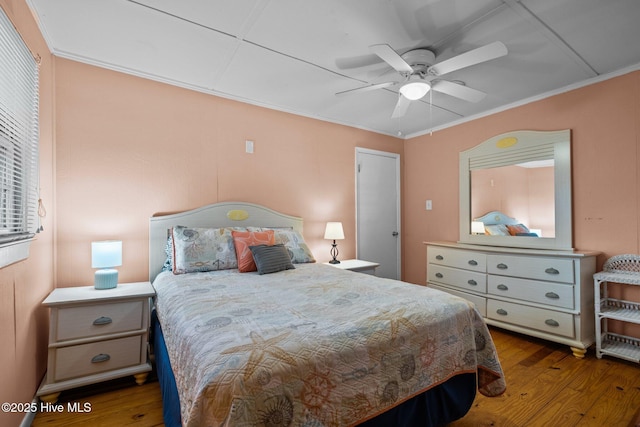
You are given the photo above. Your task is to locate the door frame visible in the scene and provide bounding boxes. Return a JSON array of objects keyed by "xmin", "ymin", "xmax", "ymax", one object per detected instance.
[{"xmin": 355, "ymin": 147, "xmax": 401, "ymax": 279}]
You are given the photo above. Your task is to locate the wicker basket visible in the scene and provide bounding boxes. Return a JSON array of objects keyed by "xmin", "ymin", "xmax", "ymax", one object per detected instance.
[{"xmin": 602, "ymin": 254, "xmax": 640, "ymax": 274}]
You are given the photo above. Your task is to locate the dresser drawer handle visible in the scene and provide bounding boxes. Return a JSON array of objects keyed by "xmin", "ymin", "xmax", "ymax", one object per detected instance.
[
  {"xmin": 496, "ymin": 263, "xmax": 508, "ymax": 270},
  {"xmin": 91, "ymin": 354, "xmax": 111, "ymax": 363},
  {"xmin": 497, "ymin": 284, "xmax": 509, "ymax": 291},
  {"xmin": 496, "ymin": 308, "xmax": 508, "ymax": 316},
  {"xmin": 545, "ymin": 268, "xmax": 560, "ymax": 275},
  {"xmin": 435, "ymin": 272, "xmax": 443, "ymax": 278},
  {"xmin": 545, "ymin": 319, "xmax": 560, "ymax": 327},
  {"xmin": 467, "ymin": 279, "xmax": 478, "ymax": 286},
  {"xmin": 435, "ymin": 255, "xmax": 444, "ymax": 260},
  {"xmin": 545, "ymin": 292, "xmax": 560, "ymax": 299},
  {"xmin": 93, "ymin": 316, "xmax": 113, "ymax": 326},
  {"xmin": 468, "ymin": 260, "xmax": 478, "ymax": 266}
]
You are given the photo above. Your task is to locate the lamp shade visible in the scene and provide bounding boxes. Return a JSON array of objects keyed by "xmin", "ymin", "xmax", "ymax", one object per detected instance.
[
  {"xmin": 471, "ymin": 221, "xmax": 485, "ymax": 235},
  {"xmin": 91, "ymin": 240, "xmax": 122, "ymax": 268},
  {"xmin": 399, "ymin": 81, "xmax": 431, "ymax": 100},
  {"xmin": 324, "ymin": 222, "xmax": 344, "ymax": 240}
]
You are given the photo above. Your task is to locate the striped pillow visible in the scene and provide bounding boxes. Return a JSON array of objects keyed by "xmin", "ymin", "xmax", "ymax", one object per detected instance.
[{"xmin": 249, "ymin": 244, "xmax": 295, "ymax": 275}]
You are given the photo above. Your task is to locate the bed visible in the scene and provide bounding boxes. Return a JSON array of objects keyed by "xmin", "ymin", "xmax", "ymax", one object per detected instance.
[
  {"xmin": 149, "ymin": 202, "xmax": 506, "ymax": 426},
  {"xmin": 474, "ymin": 210, "xmax": 539, "ymax": 237}
]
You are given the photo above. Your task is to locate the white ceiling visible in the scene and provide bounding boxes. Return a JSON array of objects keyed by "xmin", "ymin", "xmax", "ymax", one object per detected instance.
[{"xmin": 27, "ymin": 0, "xmax": 640, "ymax": 138}]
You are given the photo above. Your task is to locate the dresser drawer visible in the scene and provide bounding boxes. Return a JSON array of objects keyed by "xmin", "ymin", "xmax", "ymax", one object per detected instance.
[
  {"xmin": 487, "ymin": 254, "xmax": 574, "ymax": 283},
  {"xmin": 427, "ymin": 246, "xmax": 486, "ymax": 272},
  {"xmin": 429, "ymin": 283, "xmax": 487, "ymax": 317},
  {"xmin": 488, "ymin": 275, "xmax": 574, "ymax": 309},
  {"xmin": 55, "ymin": 301, "xmax": 144, "ymax": 342},
  {"xmin": 53, "ymin": 335, "xmax": 143, "ymax": 381},
  {"xmin": 428, "ymin": 264, "xmax": 487, "ymax": 293},
  {"xmin": 487, "ymin": 299, "xmax": 574, "ymax": 338}
]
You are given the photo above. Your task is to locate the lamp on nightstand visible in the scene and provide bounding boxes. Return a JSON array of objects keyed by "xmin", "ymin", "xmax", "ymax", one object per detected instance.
[
  {"xmin": 471, "ymin": 221, "xmax": 485, "ymax": 235},
  {"xmin": 92, "ymin": 240, "xmax": 122, "ymax": 289},
  {"xmin": 324, "ymin": 222, "xmax": 344, "ymax": 264}
]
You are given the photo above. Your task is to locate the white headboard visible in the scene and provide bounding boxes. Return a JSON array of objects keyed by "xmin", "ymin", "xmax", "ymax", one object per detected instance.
[
  {"xmin": 149, "ymin": 202, "xmax": 303, "ymax": 282},
  {"xmin": 474, "ymin": 210, "xmax": 519, "ymax": 226}
]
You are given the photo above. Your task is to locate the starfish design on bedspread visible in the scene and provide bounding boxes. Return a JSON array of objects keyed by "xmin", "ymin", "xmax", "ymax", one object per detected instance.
[
  {"xmin": 221, "ymin": 331, "xmax": 298, "ymax": 381},
  {"xmin": 366, "ymin": 308, "xmax": 418, "ymax": 341}
]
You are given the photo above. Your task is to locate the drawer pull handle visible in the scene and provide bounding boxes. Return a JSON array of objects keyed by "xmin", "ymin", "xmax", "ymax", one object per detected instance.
[
  {"xmin": 497, "ymin": 284, "xmax": 509, "ymax": 291},
  {"xmin": 435, "ymin": 255, "xmax": 444, "ymax": 260},
  {"xmin": 435, "ymin": 272, "xmax": 443, "ymax": 278},
  {"xmin": 496, "ymin": 308, "xmax": 508, "ymax": 316},
  {"xmin": 91, "ymin": 354, "xmax": 111, "ymax": 363},
  {"xmin": 468, "ymin": 260, "xmax": 478, "ymax": 266},
  {"xmin": 496, "ymin": 263, "xmax": 508, "ymax": 270},
  {"xmin": 545, "ymin": 268, "xmax": 560, "ymax": 275},
  {"xmin": 93, "ymin": 316, "xmax": 113, "ymax": 326},
  {"xmin": 545, "ymin": 319, "xmax": 560, "ymax": 327},
  {"xmin": 545, "ymin": 292, "xmax": 560, "ymax": 299},
  {"xmin": 467, "ymin": 279, "xmax": 478, "ymax": 286}
]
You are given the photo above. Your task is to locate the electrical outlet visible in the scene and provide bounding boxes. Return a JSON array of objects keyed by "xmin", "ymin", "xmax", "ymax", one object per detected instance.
[
  {"xmin": 245, "ymin": 140, "xmax": 254, "ymax": 153},
  {"xmin": 426, "ymin": 200, "xmax": 432, "ymax": 210}
]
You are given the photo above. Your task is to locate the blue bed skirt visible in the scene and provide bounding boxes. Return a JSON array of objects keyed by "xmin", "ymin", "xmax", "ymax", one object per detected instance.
[{"xmin": 151, "ymin": 311, "xmax": 476, "ymax": 427}]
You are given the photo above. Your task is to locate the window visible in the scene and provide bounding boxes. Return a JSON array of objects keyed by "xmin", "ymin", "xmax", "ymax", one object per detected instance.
[{"xmin": 0, "ymin": 7, "xmax": 40, "ymax": 266}]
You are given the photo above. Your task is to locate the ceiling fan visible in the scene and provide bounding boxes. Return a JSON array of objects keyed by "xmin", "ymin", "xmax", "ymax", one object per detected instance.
[{"xmin": 336, "ymin": 41, "xmax": 508, "ymax": 118}]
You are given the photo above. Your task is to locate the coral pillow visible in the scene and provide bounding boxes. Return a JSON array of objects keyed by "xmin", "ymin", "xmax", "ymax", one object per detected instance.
[
  {"xmin": 506, "ymin": 224, "xmax": 530, "ymax": 236},
  {"xmin": 232, "ymin": 230, "xmax": 275, "ymax": 272}
]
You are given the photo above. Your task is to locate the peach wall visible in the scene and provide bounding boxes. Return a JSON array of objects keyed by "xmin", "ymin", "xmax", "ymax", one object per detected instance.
[
  {"xmin": 0, "ymin": 1, "xmax": 54, "ymax": 426},
  {"xmin": 54, "ymin": 58, "xmax": 403, "ymax": 287}
]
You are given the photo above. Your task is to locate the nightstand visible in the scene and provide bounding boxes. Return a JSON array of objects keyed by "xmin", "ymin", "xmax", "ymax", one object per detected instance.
[
  {"xmin": 324, "ymin": 259, "xmax": 380, "ymax": 275},
  {"xmin": 36, "ymin": 281, "xmax": 155, "ymax": 403}
]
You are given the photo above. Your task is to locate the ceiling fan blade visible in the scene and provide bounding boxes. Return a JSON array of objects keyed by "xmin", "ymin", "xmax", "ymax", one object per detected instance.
[
  {"xmin": 391, "ymin": 95, "xmax": 411, "ymax": 118},
  {"xmin": 370, "ymin": 44, "xmax": 414, "ymax": 74},
  {"xmin": 429, "ymin": 41, "xmax": 507, "ymax": 76},
  {"xmin": 432, "ymin": 80, "xmax": 486, "ymax": 103},
  {"xmin": 335, "ymin": 81, "xmax": 396, "ymax": 97}
]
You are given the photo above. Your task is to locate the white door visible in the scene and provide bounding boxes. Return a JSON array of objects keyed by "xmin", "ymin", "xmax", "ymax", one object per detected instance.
[{"xmin": 356, "ymin": 148, "xmax": 401, "ymax": 280}]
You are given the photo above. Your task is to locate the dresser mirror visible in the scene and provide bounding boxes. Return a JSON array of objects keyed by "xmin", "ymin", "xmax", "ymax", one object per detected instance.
[{"xmin": 459, "ymin": 129, "xmax": 573, "ymax": 251}]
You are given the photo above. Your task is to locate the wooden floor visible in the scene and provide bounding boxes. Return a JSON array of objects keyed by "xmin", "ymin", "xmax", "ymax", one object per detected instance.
[{"xmin": 33, "ymin": 327, "xmax": 640, "ymax": 427}]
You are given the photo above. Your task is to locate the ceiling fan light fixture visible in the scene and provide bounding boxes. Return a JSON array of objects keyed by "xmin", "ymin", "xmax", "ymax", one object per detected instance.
[{"xmin": 399, "ymin": 80, "xmax": 431, "ymax": 100}]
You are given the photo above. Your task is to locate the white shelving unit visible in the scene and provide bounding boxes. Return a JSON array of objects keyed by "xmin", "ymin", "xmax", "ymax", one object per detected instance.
[{"xmin": 594, "ymin": 254, "xmax": 640, "ymax": 362}]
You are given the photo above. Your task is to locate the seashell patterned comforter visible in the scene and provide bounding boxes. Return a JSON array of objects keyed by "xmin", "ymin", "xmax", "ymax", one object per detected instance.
[{"xmin": 153, "ymin": 263, "xmax": 505, "ymax": 426}]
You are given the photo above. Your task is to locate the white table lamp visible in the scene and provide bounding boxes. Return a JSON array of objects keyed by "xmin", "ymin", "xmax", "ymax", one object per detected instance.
[
  {"xmin": 471, "ymin": 221, "xmax": 485, "ymax": 235},
  {"xmin": 92, "ymin": 240, "xmax": 122, "ymax": 289},
  {"xmin": 324, "ymin": 222, "xmax": 344, "ymax": 264}
]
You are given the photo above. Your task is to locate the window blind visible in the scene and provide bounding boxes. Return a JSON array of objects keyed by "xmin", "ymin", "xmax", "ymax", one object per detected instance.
[{"xmin": 0, "ymin": 7, "xmax": 39, "ymax": 245}]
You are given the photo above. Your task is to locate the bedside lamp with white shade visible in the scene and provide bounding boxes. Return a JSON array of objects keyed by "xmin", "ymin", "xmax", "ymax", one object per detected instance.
[
  {"xmin": 92, "ymin": 240, "xmax": 122, "ymax": 289},
  {"xmin": 471, "ymin": 221, "xmax": 485, "ymax": 235},
  {"xmin": 324, "ymin": 222, "xmax": 344, "ymax": 264}
]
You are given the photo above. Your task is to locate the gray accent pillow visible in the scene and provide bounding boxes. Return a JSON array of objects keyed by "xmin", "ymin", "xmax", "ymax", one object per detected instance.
[{"xmin": 249, "ymin": 244, "xmax": 295, "ymax": 275}]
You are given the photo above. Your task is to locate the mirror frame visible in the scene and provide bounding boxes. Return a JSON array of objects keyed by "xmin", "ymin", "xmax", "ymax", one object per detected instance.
[{"xmin": 459, "ymin": 129, "xmax": 573, "ymax": 251}]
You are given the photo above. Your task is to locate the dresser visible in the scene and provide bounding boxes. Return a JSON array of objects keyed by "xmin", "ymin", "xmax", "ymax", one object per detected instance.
[
  {"xmin": 426, "ymin": 242, "xmax": 597, "ymax": 358},
  {"xmin": 37, "ymin": 282, "xmax": 155, "ymax": 402}
]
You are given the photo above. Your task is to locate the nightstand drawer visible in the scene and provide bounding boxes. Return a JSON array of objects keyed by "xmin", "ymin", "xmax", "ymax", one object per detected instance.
[
  {"xmin": 56, "ymin": 301, "xmax": 144, "ymax": 342},
  {"xmin": 54, "ymin": 335, "xmax": 143, "ymax": 381}
]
